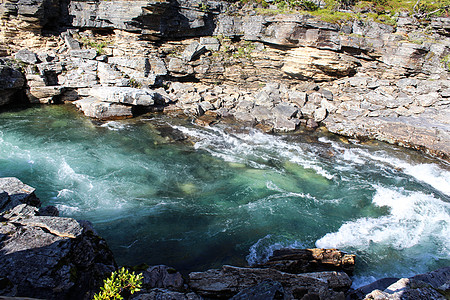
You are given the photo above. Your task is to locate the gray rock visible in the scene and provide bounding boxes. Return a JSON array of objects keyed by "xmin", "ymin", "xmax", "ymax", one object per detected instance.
[
  {"xmin": 274, "ymin": 118, "xmax": 298, "ymax": 132},
  {"xmin": 27, "ymin": 86, "xmax": 65, "ymax": 104},
  {"xmin": 69, "ymin": 49, "xmax": 97, "ymax": 60},
  {"xmin": 0, "ymin": 177, "xmax": 40, "ymax": 212},
  {"xmin": 364, "ymin": 277, "xmax": 447, "ymax": 300},
  {"xmin": 149, "ymin": 58, "xmax": 168, "ymax": 76},
  {"xmin": 251, "ymin": 105, "xmax": 272, "ymax": 123},
  {"xmin": 200, "ymin": 37, "xmax": 220, "ymax": 51},
  {"xmin": 88, "ymin": 87, "xmax": 156, "ymax": 106},
  {"xmin": 39, "ymin": 205, "xmax": 59, "ymax": 217},
  {"xmin": 272, "ymin": 103, "xmax": 298, "ymax": 120},
  {"xmin": 234, "ymin": 111, "xmax": 256, "ymax": 124},
  {"xmin": 141, "ymin": 265, "xmax": 184, "ymax": 292},
  {"xmin": 108, "ymin": 57, "xmax": 150, "ymax": 73},
  {"xmin": 230, "ymin": 280, "xmax": 286, "ymax": 300},
  {"xmin": 168, "ymin": 58, "xmax": 194, "ymax": 76},
  {"xmin": 288, "ymin": 90, "xmax": 307, "ymax": 108},
  {"xmin": 97, "ymin": 62, "xmax": 130, "ymax": 87},
  {"xmin": 0, "ymin": 64, "xmax": 26, "ymax": 106},
  {"xmin": 306, "ymin": 118, "xmax": 319, "ymax": 129},
  {"xmin": 58, "ymin": 68, "xmax": 98, "ymax": 88},
  {"xmin": 198, "ymin": 101, "xmax": 214, "ymax": 115},
  {"xmin": 416, "ymin": 92, "xmax": 441, "ymax": 107},
  {"xmin": 0, "ymin": 204, "xmax": 116, "ymax": 299},
  {"xmin": 14, "ymin": 49, "xmax": 38, "ymax": 64},
  {"xmin": 182, "ymin": 41, "xmax": 206, "ymax": 62},
  {"xmin": 131, "ymin": 289, "xmax": 201, "ymax": 300},
  {"xmin": 314, "ymin": 107, "xmax": 327, "ymax": 122},
  {"xmin": 321, "ymin": 89, "xmax": 333, "ymax": 101},
  {"xmin": 189, "ymin": 265, "xmax": 351, "ymax": 299},
  {"xmin": 26, "ymin": 74, "xmax": 48, "ymax": 87},
  {"xmin": 62, "ymin": 32, "xmax": 81, "ymax": 50},
  {"xmin": 74, "ymin": 97, "xmax": 133, "ymax": 119}
]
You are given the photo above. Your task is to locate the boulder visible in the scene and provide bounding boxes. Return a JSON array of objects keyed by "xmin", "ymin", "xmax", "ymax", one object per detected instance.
[
  {"xmin": 0, "ymin": 178, "xmax": 116, "ymax": 299},
  {"xmin": 27, "ymin": 86, "xmax": 65, "ymax": 104},
  {"xmin": 182, "ymin": 41, "xmax": 206, "ymax": 62},
  {"xmin": 74, "ymin": 97, "xmax": 133, "ymax": 119},
  {"xmin": 88, "ymin": 87, "xmax": 156, "ymax": 106},
  {"xmin": 69, "ymin": 49, "xmax": 97, "ymax": 60},
  {"xmin": 272, "ymin": 103, "xmax": 298, "ymax": 120},
  {"xmin": 131, "ymin": 289, "xmax": 201, "ymax": 300},
  {"xmin": 200, "ymin": 37, "xmax": 220, "ymax": 51},
  {"xmin": 0, "ymin": 204, "xmax": 116, "ymax": 299},
  {"xmin": 282, "ymin": 47, "xmax": 360, "ymax": 82},
  {"xmin": 0, "ymin": 177, "xmax": 41, "ymax": 212},
  {"xmin": 168, "ymin": 58, "xmax": 195, "ymax": 77},
  {"xmin": 14, "ymin": 49, "xmax": 38, "ymax": 64},
  {"xmin": 255, "ymin": 248, "xmax": 355, "ymax": 275},
  {"xmin": 141, "ymin": 265, "xmax": 184, "ymax": 292},
  {"xmin": 0, "ymin": 64, "xmax": 26, "ymax": 106},
  {"xmin": 189, "ymin": 265, "xmax": 351, "ymax": 299},
  {"xmin": 230, "ymin": 279, "xmax": 286, "ymax": 300}
]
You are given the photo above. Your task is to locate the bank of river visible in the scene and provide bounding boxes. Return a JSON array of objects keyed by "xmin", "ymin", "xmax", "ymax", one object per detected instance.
[{"xmin": 0, "ymin": 104, "xmax": 449, "ymax": 287}]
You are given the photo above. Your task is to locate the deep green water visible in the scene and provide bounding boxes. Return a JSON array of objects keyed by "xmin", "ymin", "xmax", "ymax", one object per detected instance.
[{"xmin": 1, "ymin": 105, "xmax": 449, "ymax": 287}]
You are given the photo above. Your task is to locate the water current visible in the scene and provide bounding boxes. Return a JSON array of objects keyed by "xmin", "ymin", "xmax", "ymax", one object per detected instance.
[{"xmin": 0, "ymin": 105, "xmax": 449, "ymax": 287}]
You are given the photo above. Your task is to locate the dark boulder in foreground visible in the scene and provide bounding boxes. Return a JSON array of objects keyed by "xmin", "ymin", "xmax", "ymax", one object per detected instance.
[{"xmin": 0, "ymin": 177, "xmax": 116, "ymax": 299}]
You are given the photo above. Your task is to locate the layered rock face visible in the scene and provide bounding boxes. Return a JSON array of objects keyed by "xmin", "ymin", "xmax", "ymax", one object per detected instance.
[{"xmin": 0, "ymin": 0, "xmax": 449, "ymax": 159}]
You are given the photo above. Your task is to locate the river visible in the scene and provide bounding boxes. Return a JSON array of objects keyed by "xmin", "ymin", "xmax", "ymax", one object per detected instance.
[{"xmin": 0, "ymin": 104, "xmax": 449, "ymax": 287}]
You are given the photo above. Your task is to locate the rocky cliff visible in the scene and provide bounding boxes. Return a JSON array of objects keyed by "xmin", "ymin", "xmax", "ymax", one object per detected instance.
[{"xmin": 1, "ymin": 0, "xmax": 449, "ymax": 159}]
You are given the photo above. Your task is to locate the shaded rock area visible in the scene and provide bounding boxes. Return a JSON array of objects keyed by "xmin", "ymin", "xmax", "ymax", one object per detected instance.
[
  {"xmin": 0, "ymin": 178, "xmax": 116, "ymax": 299},
  {"xmin": 0, "ymin": 61, "xmax": 26, "ymax": 107}
]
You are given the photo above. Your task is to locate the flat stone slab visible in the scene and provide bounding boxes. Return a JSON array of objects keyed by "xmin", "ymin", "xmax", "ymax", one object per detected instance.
[
  {"xmin": 88, "ymin": 86, "xmax": 156, "ymax": 106},
  {"xmin": 74, "ymin": 97, "xmax": 133, "ymax": 119}
]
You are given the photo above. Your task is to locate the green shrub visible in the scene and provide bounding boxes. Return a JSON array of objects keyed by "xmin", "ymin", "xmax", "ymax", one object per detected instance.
[{"xmin": 93, "ymin": 267, "xmax": 143, "ymax": 300}]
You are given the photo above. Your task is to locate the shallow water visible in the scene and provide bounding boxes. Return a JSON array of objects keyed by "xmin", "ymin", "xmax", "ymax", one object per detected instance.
[{"xmin": 1, "ymin": 105, "xmax": 449, "ymax": 287}]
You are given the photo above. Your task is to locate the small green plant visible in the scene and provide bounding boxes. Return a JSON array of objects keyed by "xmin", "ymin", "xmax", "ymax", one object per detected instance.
[
  {"xmin": 198, "ymin": 2, "xmax": 210, "ymax": 12},
  {"xmin": 442, "ymin": 54, "xmax": 450, "ymax": 72},
  {"xmin": 76, "ymin": 35, "xmax": 109, "ymax": 55},
  {"xmin": 93, "ymin": 267, "xmax": 143, "ymax": 300},
  {"xmin": 128, "ymin": 77, "xmax": 142, "ymax": 88}
]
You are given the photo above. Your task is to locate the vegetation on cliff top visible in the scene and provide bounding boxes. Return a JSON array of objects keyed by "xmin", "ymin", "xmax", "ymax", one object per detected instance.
[{"xmin": 239, "ymin": 0, "xmax": 449, "ymax": 24}]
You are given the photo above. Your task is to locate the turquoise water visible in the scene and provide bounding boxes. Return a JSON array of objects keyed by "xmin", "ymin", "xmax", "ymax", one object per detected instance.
[{"xmin": 1, "ymin": 105, "xmax": 449, "ymax": 287}]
